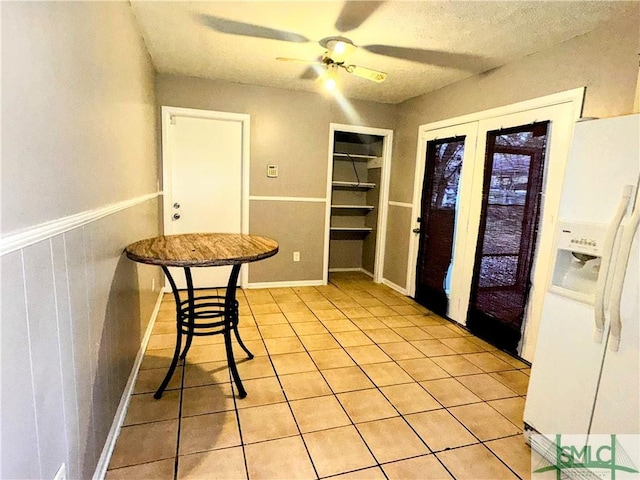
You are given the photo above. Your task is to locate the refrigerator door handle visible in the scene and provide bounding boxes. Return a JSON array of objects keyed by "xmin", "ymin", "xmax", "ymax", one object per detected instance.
[
  {"xmin": 593, "ymin": 185, "xmax": 633, "ymax": 343},
  {"xmin": 608, "ymin": 186, "xmax": 640, "ymax": 352}
]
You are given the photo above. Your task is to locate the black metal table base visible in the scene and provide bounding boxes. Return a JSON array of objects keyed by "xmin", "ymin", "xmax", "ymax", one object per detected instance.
[{"xmin": 154, "ymin": 264, "xmax": 253, "ymax": 399}]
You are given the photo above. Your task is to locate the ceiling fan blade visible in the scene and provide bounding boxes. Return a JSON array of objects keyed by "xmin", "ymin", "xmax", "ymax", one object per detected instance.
[
  {"xmin": 362, "ymin": 45, "xmax": 488, "ymax": 71},
  {"xmin": 334, "ymin": 1, "xmax": 385, "ymax": 33},
  {"xmin": 199, "ymin": 15, "xmax": 310, "ymax": 43},
  {"xmin": 300, "ymin": 65, "xmax": 323, "ymax": 80},
  {"xmin": 344, "ymin": 65, "xmax": 387, "ymax": 83},
  {"xmin": 276, "ymin": 57, "xmax": 322, "ymax": 64}
]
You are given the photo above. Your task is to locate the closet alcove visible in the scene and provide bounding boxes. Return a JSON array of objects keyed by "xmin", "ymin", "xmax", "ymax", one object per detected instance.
[{"xmin": 326, "ymin": 127, "xmax": 392, "ymax": 281}]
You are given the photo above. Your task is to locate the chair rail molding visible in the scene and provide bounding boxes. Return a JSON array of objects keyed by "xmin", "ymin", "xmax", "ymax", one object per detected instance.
[{"xmin": 1, "ymin": 192, "xmax": 162, "ymax": 256}]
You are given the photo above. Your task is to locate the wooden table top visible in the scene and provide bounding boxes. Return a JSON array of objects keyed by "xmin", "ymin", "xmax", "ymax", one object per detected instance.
[{"xmin": 125, "ymin": 233, "xmax": 279, "ymax": 267}]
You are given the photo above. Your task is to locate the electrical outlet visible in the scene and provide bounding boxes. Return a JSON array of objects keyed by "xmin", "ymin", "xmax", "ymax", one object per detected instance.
[
  {"xmin": 53, "ymin": 464, "xmax": 66, "ymax": 480},
  {"xmin": 293, "ymin": 251, "xmax": 300, "ymax": 262}
]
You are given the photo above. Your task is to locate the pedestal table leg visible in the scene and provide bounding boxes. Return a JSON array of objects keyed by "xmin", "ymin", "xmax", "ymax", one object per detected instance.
[
  {"xmin": 180, "ymin": 267, "xmax": 196, "ymax": 359},
  {"xmin": 154, "ymin": 266, "xmax": 183, "ymax": 399},
  {"xmin": 224, "ymin": 264, "xmax": 247, "ymax": 398}
]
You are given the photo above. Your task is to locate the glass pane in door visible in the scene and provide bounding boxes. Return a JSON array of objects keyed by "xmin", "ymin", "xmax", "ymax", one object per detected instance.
[
  {"xmin": 415, "ymin": 137, "xmax": 465, "ymax": 316},
  {"xmin": 467, "ymin": 122, "xmax": 549, "ymax": 353}
]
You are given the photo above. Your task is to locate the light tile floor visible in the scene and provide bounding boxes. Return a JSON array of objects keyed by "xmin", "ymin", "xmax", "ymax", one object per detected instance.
[{"xmin": 107, "ymin": 272, "xmax": 534, "ymax": 480}]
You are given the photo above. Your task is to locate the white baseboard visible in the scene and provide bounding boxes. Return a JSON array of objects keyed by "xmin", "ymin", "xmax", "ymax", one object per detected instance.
[
  {"xmin": 93, "ymin": 289, "xmax": 164, "ymax": 480},
  {"xmin": 246, "ymin": 279, "xmax": 325, "ymax": 289},
  {"xmin": 382, "ymin": 278, "xmax": 408, "ymax": 295},
  {"xmin": 328, "ymin": 267, "xmax": 373, "ymax": 277}
]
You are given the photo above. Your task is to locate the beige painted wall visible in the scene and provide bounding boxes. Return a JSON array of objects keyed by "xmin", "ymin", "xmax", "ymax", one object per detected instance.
[
  {"xmin": 384, "ymin": 12, "xmax": 640, "ymax": 290},
  {"xmin": 383, "ymin": 204, "xmax": 413, "ymax": 288},
  {"xmin": 248, "ymin": 201, "xmax": 326, "ymax": 283},
  {"xmin": 156, "ymin": 75, "xmax": 397, "ymax": 284},
  {"xmin": 1, "ymin": 3, "xmax": 161, "ymax": 479},
  {"xmin": 1, "ymin": 2, "xmax": 159, "ymax": 234}
]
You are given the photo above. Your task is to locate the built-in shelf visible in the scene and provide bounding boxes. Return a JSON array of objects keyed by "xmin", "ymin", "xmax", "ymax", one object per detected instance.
[
  {"xmin": 329, "ymin": 129, "xmax": 390, "ymax": 272},
  {"xmin": 332, "ymin": 181, "xmax": 376, "ymax": 189},
  {"xmin": 330, "ymin": 227, "xmax": 373, "ymax": 233},
  {"xmin": 331, "ymin": 205, "xmax": 375, "ymax": 212},
  {"xmin": 333, "ymin": 153, "xmax": 378, "ymax": 160}
]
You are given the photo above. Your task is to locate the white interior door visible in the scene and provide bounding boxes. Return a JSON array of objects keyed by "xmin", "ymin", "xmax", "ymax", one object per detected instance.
[{"xmin": 162, "ymin": 107, "xmax": 248, "ymax": 289}]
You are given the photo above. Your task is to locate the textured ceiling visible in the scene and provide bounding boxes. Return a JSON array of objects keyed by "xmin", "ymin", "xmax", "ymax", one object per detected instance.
[{"xmin": 130, "ymin": 1, "xmax": 635, "ymax": 104}]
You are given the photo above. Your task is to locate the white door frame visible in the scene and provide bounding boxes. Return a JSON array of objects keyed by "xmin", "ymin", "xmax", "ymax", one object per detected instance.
[
  {"xmin": 161, "ymin": 106, "xmax": 251, "ymax": 287},
  {"xmin": 406, "ymin": 88, "xmax": 584, "ymax": 359},
  {"xmin": 323, "ymin": 123, "xmax": 394, "ymax": 284}
]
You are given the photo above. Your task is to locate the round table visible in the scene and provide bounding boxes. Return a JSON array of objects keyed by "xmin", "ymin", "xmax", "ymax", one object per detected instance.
[{"xmin": 126, "ymin": 233, "xmax": 279, "ymax": 399}]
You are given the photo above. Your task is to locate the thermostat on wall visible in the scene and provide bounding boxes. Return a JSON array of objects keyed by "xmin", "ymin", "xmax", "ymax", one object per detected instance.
[{"xmin": 267, "ymin": 165, "xmax": 278, "ymax": 178}]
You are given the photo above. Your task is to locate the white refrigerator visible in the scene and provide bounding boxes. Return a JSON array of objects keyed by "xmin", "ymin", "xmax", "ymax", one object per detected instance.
[{"xmin": 524, "ymin": 114, "xmax": 640, "ymax": 440}]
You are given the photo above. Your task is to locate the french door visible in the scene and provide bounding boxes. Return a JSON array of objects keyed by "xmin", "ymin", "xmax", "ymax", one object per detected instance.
[
  {"xmin": 415, "ymin": 137, "xmax": 466, "ymax": 316},
  {"xmin": 410, "ymin": 100, "xmax": 581, "ymax": 358},
  {"xmin": 413, "ymin": 123, "xmax": 478, "ymax": 322},
  {"xmin": 466, "ymin": 122, "xmax": 549, "ymax": 353}
]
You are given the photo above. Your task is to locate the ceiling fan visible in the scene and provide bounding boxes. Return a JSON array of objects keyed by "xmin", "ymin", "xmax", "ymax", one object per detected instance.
[
  {"xmin": 276, "ymin": 36, "xmax": 387, "ymax": 87},
  {"xmin": 197, "ymin": 1, "xmax": 488, "ymax": 86}
]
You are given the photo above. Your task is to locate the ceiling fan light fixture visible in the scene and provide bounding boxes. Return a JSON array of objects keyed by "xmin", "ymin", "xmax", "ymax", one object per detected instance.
[
  {"xmin": 333, "ymin": 41, "xmax": 347, "ymax": 55},
  {"xmin": 324, "ymin": 77, "xmax": 337, "ymax": 91},
  {"xmin": 324, "ymin": 63, "xmax": 339, "ymax": 91},
  {"xmin": 325, "ymin": 37, "xmax": 355, "ymax": 63},
  {"xmin": 277, "ymin": 35, "xmax": 385, "ymax": 88}
]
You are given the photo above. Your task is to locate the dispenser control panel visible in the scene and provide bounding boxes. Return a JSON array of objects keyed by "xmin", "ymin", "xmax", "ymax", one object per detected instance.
[
  {"xmin": 556, "ymin": 221, "xmax": 606, "ymax": 256},
  {"xmin": 550, "ymin": 221, "xmax": 608, "ymax": 302}
]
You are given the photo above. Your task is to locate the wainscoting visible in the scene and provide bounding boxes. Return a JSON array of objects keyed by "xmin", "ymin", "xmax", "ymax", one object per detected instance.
[{"xmin": 1, "ymin": 194, "xmax": 163, "ymax": 479}]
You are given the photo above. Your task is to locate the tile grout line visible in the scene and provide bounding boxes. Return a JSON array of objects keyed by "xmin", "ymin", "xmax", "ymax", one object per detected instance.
[
  {"xmin": 228, "ymin": 369, "xmax": 251, "ymax": 480},
  {"xmin": 319, "ymin": 294, "xmax": 459, "ymax": 480},
  {"xmin": 270, "ymin": 280, "xmax": 449, "ymax": 478},
  {"xmin": 244, "ymin": 288, "xmax": 328, "ymax": 478},
  {"xmin": 321, "ymin": 278, "xmax": 526, "ymax": 478},
  {"xmin": 251, "ymin": 277, "xmax": 528, "ymax": 479},
  {"xmin": 118, "ymin": 274, "xmax": 532, "ymax": 479},
  {"xmin": 173, "ymin": 360, "xmax": 186, "ymax": 480},
  {"xmin": 255, "ymin": 332, "xmax": 322, "ymax": 479},
  {"xmin": 251, "ymin": 285, "xmax": 380, "ymax": 479},
  {"xmin": 252, "ymin": 284, "xmax": 386, "ymax": 479},
  {"xmin": 227, "ymin": 287, "xmax": 261, "ymax": 480},
  {"xmin": 317, "ymin": 279, "xmax": 390, "ymax": 479}
]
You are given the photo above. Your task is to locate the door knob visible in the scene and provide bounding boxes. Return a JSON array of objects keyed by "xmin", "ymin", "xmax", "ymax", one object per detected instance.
[
  {"xmin": 412, "ymin": 228, "xmax": 420, "ymax": 234},
  {"xmin": 173, "ymin": 202, "xmax": 180, "ymax": 209},
  {"xmin": 173, "ymin": 213, "xmax": 181, "ymax": 220}
]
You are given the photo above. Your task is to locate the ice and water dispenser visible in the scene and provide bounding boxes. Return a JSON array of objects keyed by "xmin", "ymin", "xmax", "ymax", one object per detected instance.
[{"xmin": 549, "ymin": 221, "xmax": 608, "ymax": 302}]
